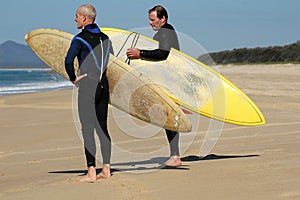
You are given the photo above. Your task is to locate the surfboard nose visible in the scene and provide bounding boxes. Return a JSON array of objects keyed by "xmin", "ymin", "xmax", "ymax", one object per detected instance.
[{"xmin": 197, "ymin": 81, "xmax": 266, "ymax": 126}]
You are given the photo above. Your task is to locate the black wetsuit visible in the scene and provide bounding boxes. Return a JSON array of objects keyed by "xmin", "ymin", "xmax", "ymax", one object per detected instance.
[
  {"xmin": 65, "ymin": 24, "xmax": 114, "ymax": 167},
  {"xmin": 140, "ymin": 23, "xmax": 180, "ymax": 156}
]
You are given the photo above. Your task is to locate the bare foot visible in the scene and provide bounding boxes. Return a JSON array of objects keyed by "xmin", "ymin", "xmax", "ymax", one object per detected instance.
[
  {"xmin": 75, "ymin": 166, "xmax": 97, "ymax": 183},
  {"xmin": 76, "ymin": 175, "xmax": 97, "ymax": 183},
  {"xmin": 164, "ymin": 156, "xmax": 182, "ymax": 167},
  {"xmin": 96, "ymin": 164, "xmax": 111, "ymax": 179},
  {"xmin": 96, "ymin": 172, "xmax": 111, "ymax": 179}
]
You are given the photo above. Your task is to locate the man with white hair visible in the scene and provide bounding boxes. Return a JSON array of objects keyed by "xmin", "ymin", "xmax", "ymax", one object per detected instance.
[{"xmin": 65, "ymin": 4, "xmax": 114, "ymax": 182}]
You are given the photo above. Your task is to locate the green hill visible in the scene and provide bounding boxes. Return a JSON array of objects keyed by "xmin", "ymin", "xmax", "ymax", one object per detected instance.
[{"xmin": 199, "ymin": 41, "xmax": 300, "ymax": 64}]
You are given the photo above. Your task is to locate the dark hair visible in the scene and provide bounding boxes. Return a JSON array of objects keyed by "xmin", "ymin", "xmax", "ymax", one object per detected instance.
[{"xmin": 149, "ymin": 5, "xmax": 168, "ymax": 20}]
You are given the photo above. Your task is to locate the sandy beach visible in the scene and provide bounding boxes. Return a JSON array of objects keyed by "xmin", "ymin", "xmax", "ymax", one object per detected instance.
[{"xmin": 1, "ymin": 64, "xmax": 299, "ymax": 200}]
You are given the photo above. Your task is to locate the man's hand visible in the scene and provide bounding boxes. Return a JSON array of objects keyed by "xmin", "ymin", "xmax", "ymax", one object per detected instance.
[
  {"xmin": 71, "ymin": 74, "xmax": 87, "ymax": 88},
  {"xmin": 126, "ymin": 48, "xmax": 141, "ymax": 59}
]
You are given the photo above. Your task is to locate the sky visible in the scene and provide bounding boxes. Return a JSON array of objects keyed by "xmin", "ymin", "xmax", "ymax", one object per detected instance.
[{"xmin": 1, "ymin": 0, "xmax": 300, "ymax": 52}]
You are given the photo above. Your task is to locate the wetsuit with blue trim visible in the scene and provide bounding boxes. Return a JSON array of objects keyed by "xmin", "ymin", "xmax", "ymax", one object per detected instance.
[
  {"xmin": 65, "ymin": 23, "xmax": 114, "ymax": 167},
  {"xmin": 139, "ymin": 23, "xmax": 180, "ymax": 157}
]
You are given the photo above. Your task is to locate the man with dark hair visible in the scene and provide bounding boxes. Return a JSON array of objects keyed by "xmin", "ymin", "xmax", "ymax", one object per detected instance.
[
  {"xmin": 65, "ymin": 4, "xmax": 114, "ymax": 182},
  {"xmin": 126, "ymin": 5, "xmax": 181, "ymax": 167}
]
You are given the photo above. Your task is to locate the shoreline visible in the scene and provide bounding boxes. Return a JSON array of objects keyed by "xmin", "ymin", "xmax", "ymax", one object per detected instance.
[
  {"xmin": 0, "ymin": 69, "xmax": 72, "ymax": 97},
  {"xmin": 0, "ymin": 87, "xmax": 73, "ymax": 97},
  {"xmin": 0, "ymin": 67, "xmax": 49, "ymax": 70}
]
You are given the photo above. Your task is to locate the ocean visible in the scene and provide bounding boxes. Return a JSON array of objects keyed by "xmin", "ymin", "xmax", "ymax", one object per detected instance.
[{"xmin": 0, "ymin": 69, "xmax": 73, "ymax": 96}]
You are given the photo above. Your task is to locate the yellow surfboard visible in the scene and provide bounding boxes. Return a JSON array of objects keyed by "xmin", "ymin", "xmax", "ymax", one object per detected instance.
[
  {"xmin": 24, "ymin": 28, "xmax": 192, "ymax": 132},
  {"xmin": 102, "ymin": 27, "xmax": 265, "ymax": 126}
]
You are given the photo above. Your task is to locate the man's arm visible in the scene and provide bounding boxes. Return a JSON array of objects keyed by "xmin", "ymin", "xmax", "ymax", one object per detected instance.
[
  {"xmin": 126, "ymin": 48, "xmax": 169, "ymax": 60},
  {"xmin": 140, "ymin": 49, "xmax": 169, "ymax": 60},
  {"xmin": 65, "ymin": 40, "xmax": 81, "ymax": 82}
]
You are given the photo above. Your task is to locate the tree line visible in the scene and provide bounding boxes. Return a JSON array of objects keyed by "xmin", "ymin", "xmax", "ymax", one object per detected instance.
[{"xmin": 199, "ymin": 41, "xmax": 300, "ymax": 64}]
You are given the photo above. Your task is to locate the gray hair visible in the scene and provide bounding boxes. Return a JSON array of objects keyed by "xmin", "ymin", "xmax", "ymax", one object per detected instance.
[{"xmin": 78, "ymin": 4, "xmax": 97, "ymax": 22}]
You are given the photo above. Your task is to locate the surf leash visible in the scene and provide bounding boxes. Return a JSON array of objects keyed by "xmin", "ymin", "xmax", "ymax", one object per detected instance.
[
  {"xmin": 115, "ymin": 31, "xmax": 140, "ymax": 65},
  {"xmin": 125, "ymin": 32, "xmax": 140, "ymax": 65}
]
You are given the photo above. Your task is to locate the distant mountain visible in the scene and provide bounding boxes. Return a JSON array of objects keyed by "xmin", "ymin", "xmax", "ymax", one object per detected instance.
[{"xmin": 0, "ymin": 40, "xmax": 47, "ymax": 68}]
